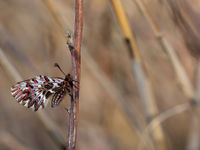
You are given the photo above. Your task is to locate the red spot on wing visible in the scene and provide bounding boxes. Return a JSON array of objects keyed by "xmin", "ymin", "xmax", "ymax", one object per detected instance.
[
  {"xmin": 44, "ymin": 76, "xmax": 49, "ymax": 82},
  {"xmin": 27, "ymin": 83, "xmax": 33, "ymax": 89},
  {"xmin": 15, "ymin": 91, "xmax": 23, "ymax": 99},
  {"xmin": 23, "ymin": 92, "xmax": 29, "ymax": 101},
  {"xmin": 33, "ymin": 79, "xmax": 38, "ymax": 83},
  {"xmin": 18, "ymin": 96, "xmax": 24, "ymax": 103},
  {"xmin": 40, "ymin": 75, "xmax": 43, "ymax": 81},
  {"xmin": 28, "ymin": 100, "xmax": 34, "ymax": 108},
  {"xmin": 12, "ymin": 89, "xmax": 20, "ymax": 97}
]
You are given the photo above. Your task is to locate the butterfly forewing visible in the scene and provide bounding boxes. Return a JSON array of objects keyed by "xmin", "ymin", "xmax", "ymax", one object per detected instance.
[{"xmin": 11, "ymin": 75, "xmax": 67, "ymax": 111}]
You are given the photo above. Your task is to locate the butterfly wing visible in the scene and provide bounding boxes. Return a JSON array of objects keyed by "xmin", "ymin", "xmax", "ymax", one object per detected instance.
[
  {"xmin": 51, "ymin": 87, "xmax": 67, "ymax": 107},
  {"xmin": 11, "ymin": 75, "xmax": 65, "ymax": 111}
]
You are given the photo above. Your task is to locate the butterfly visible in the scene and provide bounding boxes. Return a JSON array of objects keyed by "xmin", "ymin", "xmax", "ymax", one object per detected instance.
[{"xmin": 11, "ymin": 63, "xmax": 77, "ymax": 111}]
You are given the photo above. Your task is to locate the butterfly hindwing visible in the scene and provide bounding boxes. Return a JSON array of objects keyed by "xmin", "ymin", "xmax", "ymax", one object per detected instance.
[
  {"xmin": 51, "ymin": 87, "xmax": 67, "ymax": 107},
  {"xmin": 11, "ymin": 75, "xmax": 67, "ymax": 111}
]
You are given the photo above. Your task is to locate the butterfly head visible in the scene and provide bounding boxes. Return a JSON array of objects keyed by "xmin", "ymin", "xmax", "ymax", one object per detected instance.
[
  {"xmin": 54, "ymin": 63, "xmax": 74, "ymax": 86},
  {"xmin": 65, "ymin": 74, "xmax": 72, "ymax": 82}
]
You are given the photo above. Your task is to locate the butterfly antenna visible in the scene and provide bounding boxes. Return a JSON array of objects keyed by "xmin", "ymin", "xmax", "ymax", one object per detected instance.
[{"xmin": 54, "ymin": 63, "xmax": 66, "ymax": 76}]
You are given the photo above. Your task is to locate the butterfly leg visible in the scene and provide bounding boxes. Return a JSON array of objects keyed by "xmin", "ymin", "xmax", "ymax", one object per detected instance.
[
  {"xmin": 72, "ymin": 80, "xmax": 79, "ymax": 83},
  {"xmin": 66, "ymin": 88, "xmax": 73, "ymax": 98},
  {"xmin": 65, "ymin": 107, "xmax": 71, "ymax": 113},
  {"xmin": 70, "ymin": 80, "xmax": 79, "ymax": 89}
]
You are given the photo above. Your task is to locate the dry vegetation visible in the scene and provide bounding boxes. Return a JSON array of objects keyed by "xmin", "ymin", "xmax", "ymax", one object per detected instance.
[{"xmin": 0, "ymin": 0, "xmax": 200, "ymax": 150}]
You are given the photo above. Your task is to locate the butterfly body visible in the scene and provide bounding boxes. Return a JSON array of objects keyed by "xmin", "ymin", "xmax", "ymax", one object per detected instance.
[{"xmin": 11, "ymin": 74, "xmax": 73, "ymax": 111}]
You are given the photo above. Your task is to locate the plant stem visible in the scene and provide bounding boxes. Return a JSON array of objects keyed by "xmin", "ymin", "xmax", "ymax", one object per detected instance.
[{"xmin": 67, "ymin": 0, "xmax": 83, "ymax": 149}]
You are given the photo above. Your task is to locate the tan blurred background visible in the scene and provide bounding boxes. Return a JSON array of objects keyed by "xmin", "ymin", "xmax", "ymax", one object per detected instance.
[{"xmin": 0, "ymin": 0, "xmax": 200, "ymax": 150}]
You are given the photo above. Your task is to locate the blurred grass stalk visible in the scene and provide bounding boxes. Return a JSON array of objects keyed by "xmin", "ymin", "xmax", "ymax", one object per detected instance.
[
  {"xmin": 109, "ymin": 0, "xmax": 167, "ymax": 150},
  {"xmin": 164, "ymin": 2, "xmax": 200, "ymax": 150},
  {"xmin": 83, "ymin": 50, "xmax": 155, "ymax": 150},
  {"xmin": 133, "ymin": 1, "xmax": 200, "ymax": 150},
  {"xmin": 134, "ymin": 0, "xmax": 194, "ymax": 98},
  {"xmin": 0, "ymin": 48, "xmax": 65, "ymax": 149},
  {"xmin": 186, "ymin": 61, "xmax": 200, "ymax": 150}
]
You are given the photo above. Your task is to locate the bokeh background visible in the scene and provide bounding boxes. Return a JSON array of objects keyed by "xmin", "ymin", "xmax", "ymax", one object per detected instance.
[{"xmin": 0, "ymin": 0, "xmax": 200, "ymax": 150}]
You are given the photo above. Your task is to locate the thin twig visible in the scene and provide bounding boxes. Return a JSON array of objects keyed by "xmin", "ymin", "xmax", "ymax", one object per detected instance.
[
  {"xmin": 137, "ymin": 102, "xmax": 190, "ymax": 150},
  {"xmin": 67, "ymin": 0, "xmax": 83, "ymax": 149},
  {"xmin": 144, "ymin": 103, "xmax": 190, "ymax": 134}
]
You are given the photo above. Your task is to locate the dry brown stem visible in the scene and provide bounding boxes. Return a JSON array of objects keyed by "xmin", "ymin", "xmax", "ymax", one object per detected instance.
[{"xmin": 66, "ymin": 0, "xmax": 83, "ymax": 149}]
